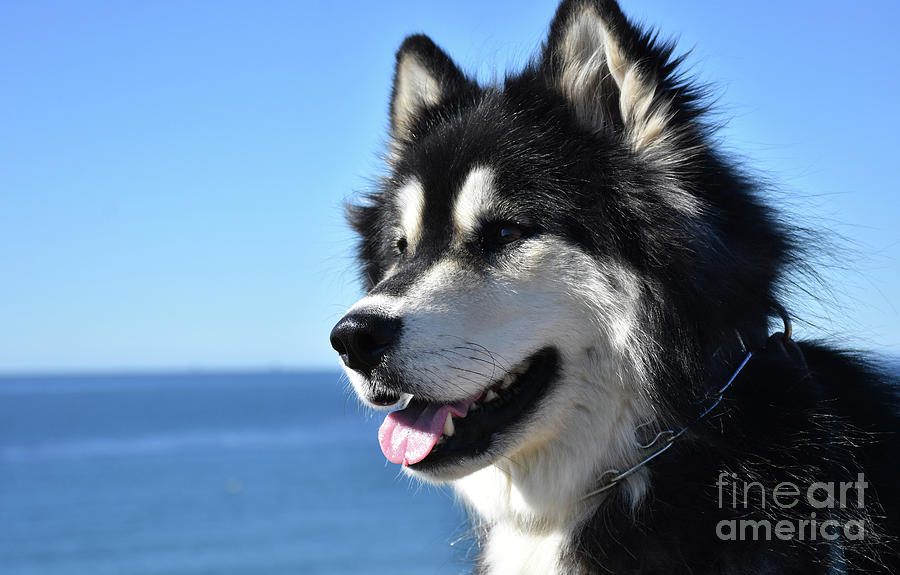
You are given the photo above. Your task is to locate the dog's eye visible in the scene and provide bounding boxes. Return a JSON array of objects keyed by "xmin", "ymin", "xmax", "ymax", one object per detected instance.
[
  {"xmin": 481, "ymin": 221, "xmax": 533, "ymax": 251},
  {"xmin": 497, "ymin": 224, "xmax": 524, "ymax": 245},
  {"xmin": 395, "ymin": 237, "xmax": 408, "ymax": 255},
  {"xmin": 480, "ymin": 221, "xmax": 532, "ymax": 254}
]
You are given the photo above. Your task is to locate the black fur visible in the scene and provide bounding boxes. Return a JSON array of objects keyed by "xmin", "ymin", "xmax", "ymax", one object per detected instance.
[
  {"xmin": 565, "ymin": 339, "xmax": 900, "ymax": 574},
  {"xmin": 344, "ymin": 0, "xmax": 900, "ymax": 572}
]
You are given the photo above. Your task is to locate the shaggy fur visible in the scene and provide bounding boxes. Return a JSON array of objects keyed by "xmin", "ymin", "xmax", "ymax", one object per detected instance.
[{"xmin": 331, "ymin": 1, "xmax": 900, "ymax": 573}]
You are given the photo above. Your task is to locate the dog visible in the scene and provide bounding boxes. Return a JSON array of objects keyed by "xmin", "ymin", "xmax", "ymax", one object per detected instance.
[{"xmin": 329, "ymin": 1, "xmax": 900, "ymax": 572}]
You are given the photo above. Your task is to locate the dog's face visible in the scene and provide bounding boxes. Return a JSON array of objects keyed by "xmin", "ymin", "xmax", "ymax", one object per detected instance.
[
  {"xmin": 334, "ymin": 148, "xmax": 648, "ymax": 483},
  {"xmin": 331, "ymin": 0, "xmax": 782, "ymax": 514}
]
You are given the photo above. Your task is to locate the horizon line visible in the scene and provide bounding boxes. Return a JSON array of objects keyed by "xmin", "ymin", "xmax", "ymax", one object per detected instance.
[{"xmin": 0, "ymin": 365, "xmax": 343, "ymax": 380}]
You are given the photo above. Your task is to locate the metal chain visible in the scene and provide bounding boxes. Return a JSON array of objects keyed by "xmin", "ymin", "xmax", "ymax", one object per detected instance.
[
  {"xmin": 581, "ymin": 345, "xmax": 754, "ymax": 500},
  {"xmin": 581, "ymin": 311, "xmax": 793, "ymax": 500}
]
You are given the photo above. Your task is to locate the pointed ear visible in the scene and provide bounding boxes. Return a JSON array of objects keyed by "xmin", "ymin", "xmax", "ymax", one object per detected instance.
[
  {"xmin": 390, "ymin": 34, "xmax": 473, "ymax": 142},
  {"xmin": 542, "ymin": 0, "xmax": 680, "ymax": 152}
]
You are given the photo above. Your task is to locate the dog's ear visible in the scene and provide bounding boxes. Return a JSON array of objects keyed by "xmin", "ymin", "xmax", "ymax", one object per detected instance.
[
  {"xmin": 390, "ymin": 34, "xmax": 474, "ymax": 142},
  {"xmin": 542, "ymin": 0, "xmax": 685, "ymax": 152},
  {"xmin": 345, "ymin": 201, "xmax": 384, "ymax": 290}
]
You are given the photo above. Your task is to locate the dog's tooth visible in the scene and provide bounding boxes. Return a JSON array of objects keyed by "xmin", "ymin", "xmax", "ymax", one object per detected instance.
[
  {"xmin": 485, "ymin": 390, "xmax": 499, "ymax": 403},
  {"xmin": 510, "ymin": 362, "xmax": 528, "ymax": 376},
  {"xmin": 501, "ymin": 374, "xmax": 515, "ymax": 389},
  {"xmin": 443, "ymin": 413, "xmax": 455, "ymax": 437},
  {"xmin": 470, "ymin": 402, "xmax": 481, "ymax": 412}
]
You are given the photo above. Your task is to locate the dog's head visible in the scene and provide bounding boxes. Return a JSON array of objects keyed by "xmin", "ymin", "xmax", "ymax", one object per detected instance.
[{"xmin": 330, "ymin": 0, "xmax": 787, "ymax": 514}]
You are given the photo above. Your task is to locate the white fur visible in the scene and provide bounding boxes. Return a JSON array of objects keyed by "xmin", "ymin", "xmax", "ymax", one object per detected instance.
[
  {"xmin": 396, "ymin": 179, "xmax": 425, "ymax": 250},
  {"xmin": 453, "ymin": 166, "xmax": 499, "ymax": 236},
  {"xmin": 482, "ymin": 523, "xmax": 568, "ymax": 575},
  {"xmin": 558, "ymin": 3, "xmax": 673, "ymax": 153},
  {"xmin": 392, "ymin": 54, "xmax": 443, "ymax": 139}
]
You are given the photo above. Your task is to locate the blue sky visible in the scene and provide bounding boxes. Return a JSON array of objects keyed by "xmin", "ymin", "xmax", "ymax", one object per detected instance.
[{"xmin": 1, "ymin": 1, "xmax": 898, "ymax": 373}]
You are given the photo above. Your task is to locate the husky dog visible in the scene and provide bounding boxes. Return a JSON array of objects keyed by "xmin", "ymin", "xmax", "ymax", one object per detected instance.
[{"xmin": 329, "ymin": 1, "xmax": 900, "ymax": 572}]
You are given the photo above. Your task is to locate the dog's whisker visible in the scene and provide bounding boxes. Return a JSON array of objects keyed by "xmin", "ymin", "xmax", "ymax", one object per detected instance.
[{"xmin": 421, "ymin": 349, "xmax": 499, "ymax": 385}]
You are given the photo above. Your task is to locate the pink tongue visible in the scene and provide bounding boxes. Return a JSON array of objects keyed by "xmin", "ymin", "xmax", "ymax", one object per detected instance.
[{"xmin": 378, "ymin": 398, "xmax": 473, "ymax": 465}]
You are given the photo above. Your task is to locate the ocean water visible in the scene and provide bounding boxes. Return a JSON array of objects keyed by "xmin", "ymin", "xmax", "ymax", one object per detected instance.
[{"xmin": 0, "ymin": 372, "xmax": 473, "ymax": 574}]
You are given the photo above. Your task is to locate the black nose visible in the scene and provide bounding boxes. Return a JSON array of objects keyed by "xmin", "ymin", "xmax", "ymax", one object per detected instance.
[{"xmin": 329, "ymin": 313, "xmax": 402, "ymax": 375}]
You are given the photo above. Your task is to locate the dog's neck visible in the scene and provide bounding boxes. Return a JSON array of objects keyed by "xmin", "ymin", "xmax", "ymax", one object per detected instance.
[
  {"xmin": 452, "ymin": 441, "xmax": 651, "ymax": 574},
  {"xmin": 452, "ymin": 465, "xmax": 573, "ymax": 575},
  {"xmin": 453, "ymin": 465, "xmax": 650, "ymax": 575}
]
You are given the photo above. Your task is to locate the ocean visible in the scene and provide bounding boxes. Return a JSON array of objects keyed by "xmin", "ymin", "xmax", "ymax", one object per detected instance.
[{"xmin": 0, "ymin": 372, "xmax": 473, "ymax": 574}]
